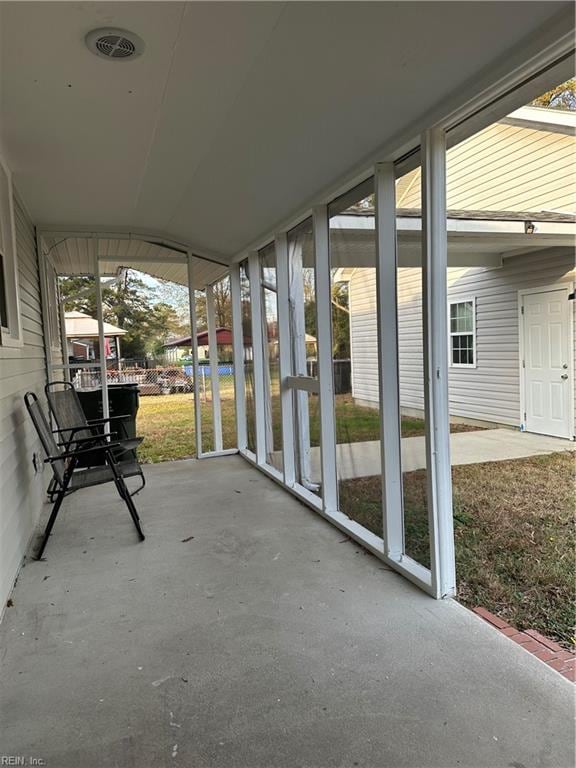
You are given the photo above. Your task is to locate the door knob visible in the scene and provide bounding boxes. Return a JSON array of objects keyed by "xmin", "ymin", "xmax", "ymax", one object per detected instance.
[
  {"xmin": 563, "ymin": 363, "xmax": 568, "ymax": 369},
  {"xmin": 561, "ymin": 373, "xmax": 568, "ymax": 380}
]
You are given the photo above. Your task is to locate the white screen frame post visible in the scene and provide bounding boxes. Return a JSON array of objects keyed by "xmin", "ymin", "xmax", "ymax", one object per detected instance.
[
  {"xmin": 248, "ymin": 250, "xmax": 267, "ymax": 465},
  {"xmin": 275, "ymin": 233, "xmax": 296, "ymax": 487},
  {"xmin": 93, "ymin": 238, "xmax": 109, "ymax": 421},
  {"xmin": 230, "ymin": 262, "xmax": 247, "ymax": 453},
  {"xmin": 206, "ymin": 282, "xmax": 223, "ymax": 453},
  {"xmin": 288, "ymin": 232, "xmax": 314, "ymax": 489},
  {"xmin": 187, "ymin": 254, "xmax": 203, "ymax": 458},
  {"xmin": 374, "ymin": 163, "xmax": 404, "ymax": 562},
  {"xmin": 312, "ymin": 205, "xmax": 338, "ymax": 514},
  {"xmin": 422, "ymin": 127, "xmax": 456, "ymax": 599}
]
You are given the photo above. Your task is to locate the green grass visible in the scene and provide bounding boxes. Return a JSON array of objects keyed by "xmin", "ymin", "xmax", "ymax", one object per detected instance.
[
  {"xmin": 136, "ymin": 392, "xmax": 237, "ymax": 462},
  {"xmin": 339, "ymin": 452, "xmax": 576, "ymax": 648},
  {"xmin": 137, "ymin": 389, "xmax": 481, "ymax": 463}
]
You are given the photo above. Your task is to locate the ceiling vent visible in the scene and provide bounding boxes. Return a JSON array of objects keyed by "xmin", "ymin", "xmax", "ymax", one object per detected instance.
[{"xmin": 85, "ymin": 28, "xmax": 144, "ymax": 61}]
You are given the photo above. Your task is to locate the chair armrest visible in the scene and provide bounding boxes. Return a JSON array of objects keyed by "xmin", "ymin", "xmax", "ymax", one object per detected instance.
[
  {"xmin": 52, "ymin": 424, "xmax": 92, "ymax": 435},
  {"xmin": 86, "ymin": 415, "xmax": 131, "ymax": 425},
  {"xmin": 56, "ymin": 433, "xmax": 114, "ymax": 448},
  {"xmin": 117, "ymin": 437, "xmax": 144, "ymax": 450},
  {"xmin": 44, "ymin": 441, "xmax": 127, "ymax": 462}
]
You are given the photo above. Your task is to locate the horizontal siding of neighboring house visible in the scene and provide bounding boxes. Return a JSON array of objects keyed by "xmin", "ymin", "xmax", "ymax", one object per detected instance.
[
  {"xmin": 396, "ymin": 120, "xmax": 576, "ymax": 213},
  {"xmin": 0, "ymin": 193, "xmax": 46, "ymax": 614},
  {"xmin": 348, "ymin": 268, "xmax": 379, "ymax": 407},
  {"xmin": 349, "ymin": 247, "xmax": 575, "ymax": 429}
]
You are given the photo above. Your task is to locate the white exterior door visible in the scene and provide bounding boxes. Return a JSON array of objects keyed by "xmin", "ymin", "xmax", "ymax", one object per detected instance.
[{"xmin": 522, "ymin": 287, "xmax": 572, "ymax": 439}]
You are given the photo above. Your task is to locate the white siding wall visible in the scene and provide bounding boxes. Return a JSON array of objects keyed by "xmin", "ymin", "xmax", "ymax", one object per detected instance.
[
  {"xmin": 349, "ymin": 247, "xmax": 575, "ymax": 429},
  {"xmin": 0, "ymin": 194, "xmax": 46, "ymax": 613},
  {"xmin": 348, "ymin": 268, "xmax": 379, "ymax": 406}
]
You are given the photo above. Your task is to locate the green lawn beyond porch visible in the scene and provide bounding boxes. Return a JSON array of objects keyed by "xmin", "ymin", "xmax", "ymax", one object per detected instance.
[{"xmin": 136, "ymin": 392, "xmax": 476, "ymax": 463}]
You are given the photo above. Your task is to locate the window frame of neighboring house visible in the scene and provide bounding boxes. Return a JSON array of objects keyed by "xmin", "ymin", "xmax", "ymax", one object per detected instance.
[
  {"xmin": 448, "ymin": 296, "xmax": 476, "ymax": 368},
  {"xmin": 0, "ymin": 154, "xmax": 23, "ymax": 347}
]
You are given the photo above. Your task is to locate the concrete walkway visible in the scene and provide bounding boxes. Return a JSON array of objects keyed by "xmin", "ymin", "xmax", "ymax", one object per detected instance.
[
  {"xmin": 311, "ymin": 428, "xmax": 575, "ymax": 481},
  {"xmin": 0, "ymin": 457, "xmax": 573, "ymax": 767}
]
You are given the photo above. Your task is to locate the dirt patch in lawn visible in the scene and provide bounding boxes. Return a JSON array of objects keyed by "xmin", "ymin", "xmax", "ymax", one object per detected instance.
[
  {"xmin": 339, "ymin": 451, "xmax": 575, "ymax": 648},
  {"xmin": 400, "ymin": 414, "xmax": 486, "ymax": 438}
]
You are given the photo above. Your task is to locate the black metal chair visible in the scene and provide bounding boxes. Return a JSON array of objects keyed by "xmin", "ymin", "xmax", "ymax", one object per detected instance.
[
  {"xmin": 45, "ymin": 380, "xmax": 146, "ymax": 496},
  {"xmin": 25, "ymin": 392, "xmax": 145, "ymax": 560}
]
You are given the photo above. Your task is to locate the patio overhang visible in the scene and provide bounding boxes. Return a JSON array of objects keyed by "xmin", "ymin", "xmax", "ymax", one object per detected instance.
[
  {"xmin": 40, "ymin": 233, "xmax": 229, "ymax": 289},
  {"xmin": 2, "ymin": 2, "xmax": 574, "ymax": 262}
]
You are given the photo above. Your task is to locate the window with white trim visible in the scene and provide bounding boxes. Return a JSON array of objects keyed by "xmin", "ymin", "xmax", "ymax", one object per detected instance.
[
  {"xmin": 449, "ymin": 298, "xmax": 475, "ymax": 367},
  {"xmin": 0, "ymin": 156, "xmax": 22, "ymax": 346}
]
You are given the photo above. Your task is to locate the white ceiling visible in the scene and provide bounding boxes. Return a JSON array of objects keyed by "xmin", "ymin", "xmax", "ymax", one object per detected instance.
[{"xmin": 1, "ymin": 1, "xmax": 572, "ymax": 262}]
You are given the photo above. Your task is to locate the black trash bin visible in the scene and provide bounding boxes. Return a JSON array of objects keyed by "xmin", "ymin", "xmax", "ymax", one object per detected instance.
[{"xmin": 77, "ymin": 384, "xmax": 140, "ymax": 463}]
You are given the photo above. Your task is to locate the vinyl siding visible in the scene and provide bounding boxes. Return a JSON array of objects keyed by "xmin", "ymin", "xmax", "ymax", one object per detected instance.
[
  {"xmin": 0, "ymin": 193, "xmax": 46, "ymax": 613},
  {"xmin": 348, "ymin": 268, "xmax": 379, "ymax": 406},
  {"xmin": 349, "ymin": 248, "xmax": 575, "ymax": 430},
  {"xmin": 396, "ymin": 120, "xmax": 576, "ymax": 213}
]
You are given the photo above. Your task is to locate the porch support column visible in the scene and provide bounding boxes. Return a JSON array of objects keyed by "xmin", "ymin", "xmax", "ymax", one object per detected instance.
[
  {"xmin": 93, "ymin": 239, "xmax": 109, "ymax": 420},
  {"xmin": 422, "ymin": 127, "xmax": 456, "ymax": 599},
  {"xmin": 248, "ymin": 250, "xmax": 266, "ymax": 464},
  {"xmin": 115, "ymin": 336, "xmax": 122, "ymax": 372},
  {"xmin": 275, "ymin": 232, "xmax": 295, "ymax": 487},
  {"xmin": 313, "ymin": 205, "xmax": 337, "ymax": 514},
  {"xmin": 230, "ymin": 263, "xmax": 247, "ymax": 452},
  {"xmin": 187, "ymin": 254, "xmax": 203, "ymax": 458},
  {"xmin": 374, "ymin": 162, "xmax": 404, "ymax": 561},
  {"xmin": 36, "ymin": 233, "xmax": 54, "ymax": 386},
  {"xmin": 57, "ymin": 290, "xmax": 69, "ymax": 380},
  {"xmin": 206, "ymin": 283, "xmax": 223, "ymax": 452}
]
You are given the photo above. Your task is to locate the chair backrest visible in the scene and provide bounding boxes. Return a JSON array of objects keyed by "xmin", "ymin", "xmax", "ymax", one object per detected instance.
[
  {"xmin": 24, "ymin": 392, "xmax": 66, "ymax": 485},
  {"xmin": 45, "ymin": 381, "xmax": 93, "ymax": 444}
]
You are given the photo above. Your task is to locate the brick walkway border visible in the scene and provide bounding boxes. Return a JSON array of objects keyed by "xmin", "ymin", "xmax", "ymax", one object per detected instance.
[{"xmin": 472, "ymin": 607, "xmax": 575, "ymax": 683}]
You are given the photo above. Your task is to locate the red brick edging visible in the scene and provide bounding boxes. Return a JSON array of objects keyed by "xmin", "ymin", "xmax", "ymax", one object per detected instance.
[{"xmin": 472, "ymin": 607, "xmax": 575, "ymax": 683}]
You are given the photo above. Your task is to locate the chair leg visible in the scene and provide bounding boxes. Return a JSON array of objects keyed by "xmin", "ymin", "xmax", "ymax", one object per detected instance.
[
  {"xmin": 113, "ymin": 475, "xmax": 145, "ymax": 541},
  {"xmin": 36, "ymin": 486, "xmax": 67, "ymax": 560}
]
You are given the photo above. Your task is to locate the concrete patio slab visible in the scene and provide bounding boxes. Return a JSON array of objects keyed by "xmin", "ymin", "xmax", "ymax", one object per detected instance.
[
  {"xmin": 0, "ymin": 457, "xmax": 573, "ymax": 768},
  {"xmin": 311, "ymin": 428, "xmax": 575, "ymax": 480}
]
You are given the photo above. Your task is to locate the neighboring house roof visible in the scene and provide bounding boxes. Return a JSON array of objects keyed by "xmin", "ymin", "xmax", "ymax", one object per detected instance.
[
  {"xmin": 164, "ymin": 328, "xmax": 316, "ymax": 348},
  {"xmin": 343, "ymin": 208, "xmax": 576, "ymax": 224},
  {"xmin": 272, "ymin": 333, "xmax": 316, "ymax": 345},
  {"xmin": 164, "ymin": 328, "xmax": 244, "ymax": 348},
  {"xmin": 65, "ymin": 311, "xmax": 127, "ymax": 338}
]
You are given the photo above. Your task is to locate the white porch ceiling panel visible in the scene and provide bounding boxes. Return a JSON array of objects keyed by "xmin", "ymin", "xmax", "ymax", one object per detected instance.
[
  {"xmin": 1, "ymin": 1, "xmax": 572, "ymax": 260},
  {"xmin": 44, "ymin": 236, "xmax": 227, "ymax": 288}
]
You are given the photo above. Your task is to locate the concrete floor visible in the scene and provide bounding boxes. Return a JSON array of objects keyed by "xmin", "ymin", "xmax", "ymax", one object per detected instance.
[
  {"xmin": 0, "ymin": 457, "xmax": 574, "ymax": 768},
  {"xmin": 311, "ymin": 428, "xmax": 576, "ymax": 480}
]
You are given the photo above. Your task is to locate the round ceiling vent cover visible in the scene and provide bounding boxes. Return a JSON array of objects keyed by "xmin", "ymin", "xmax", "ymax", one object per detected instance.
[{"xmin": 85, "ymin": 28, "xmax": 144, "ymax": 61}]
